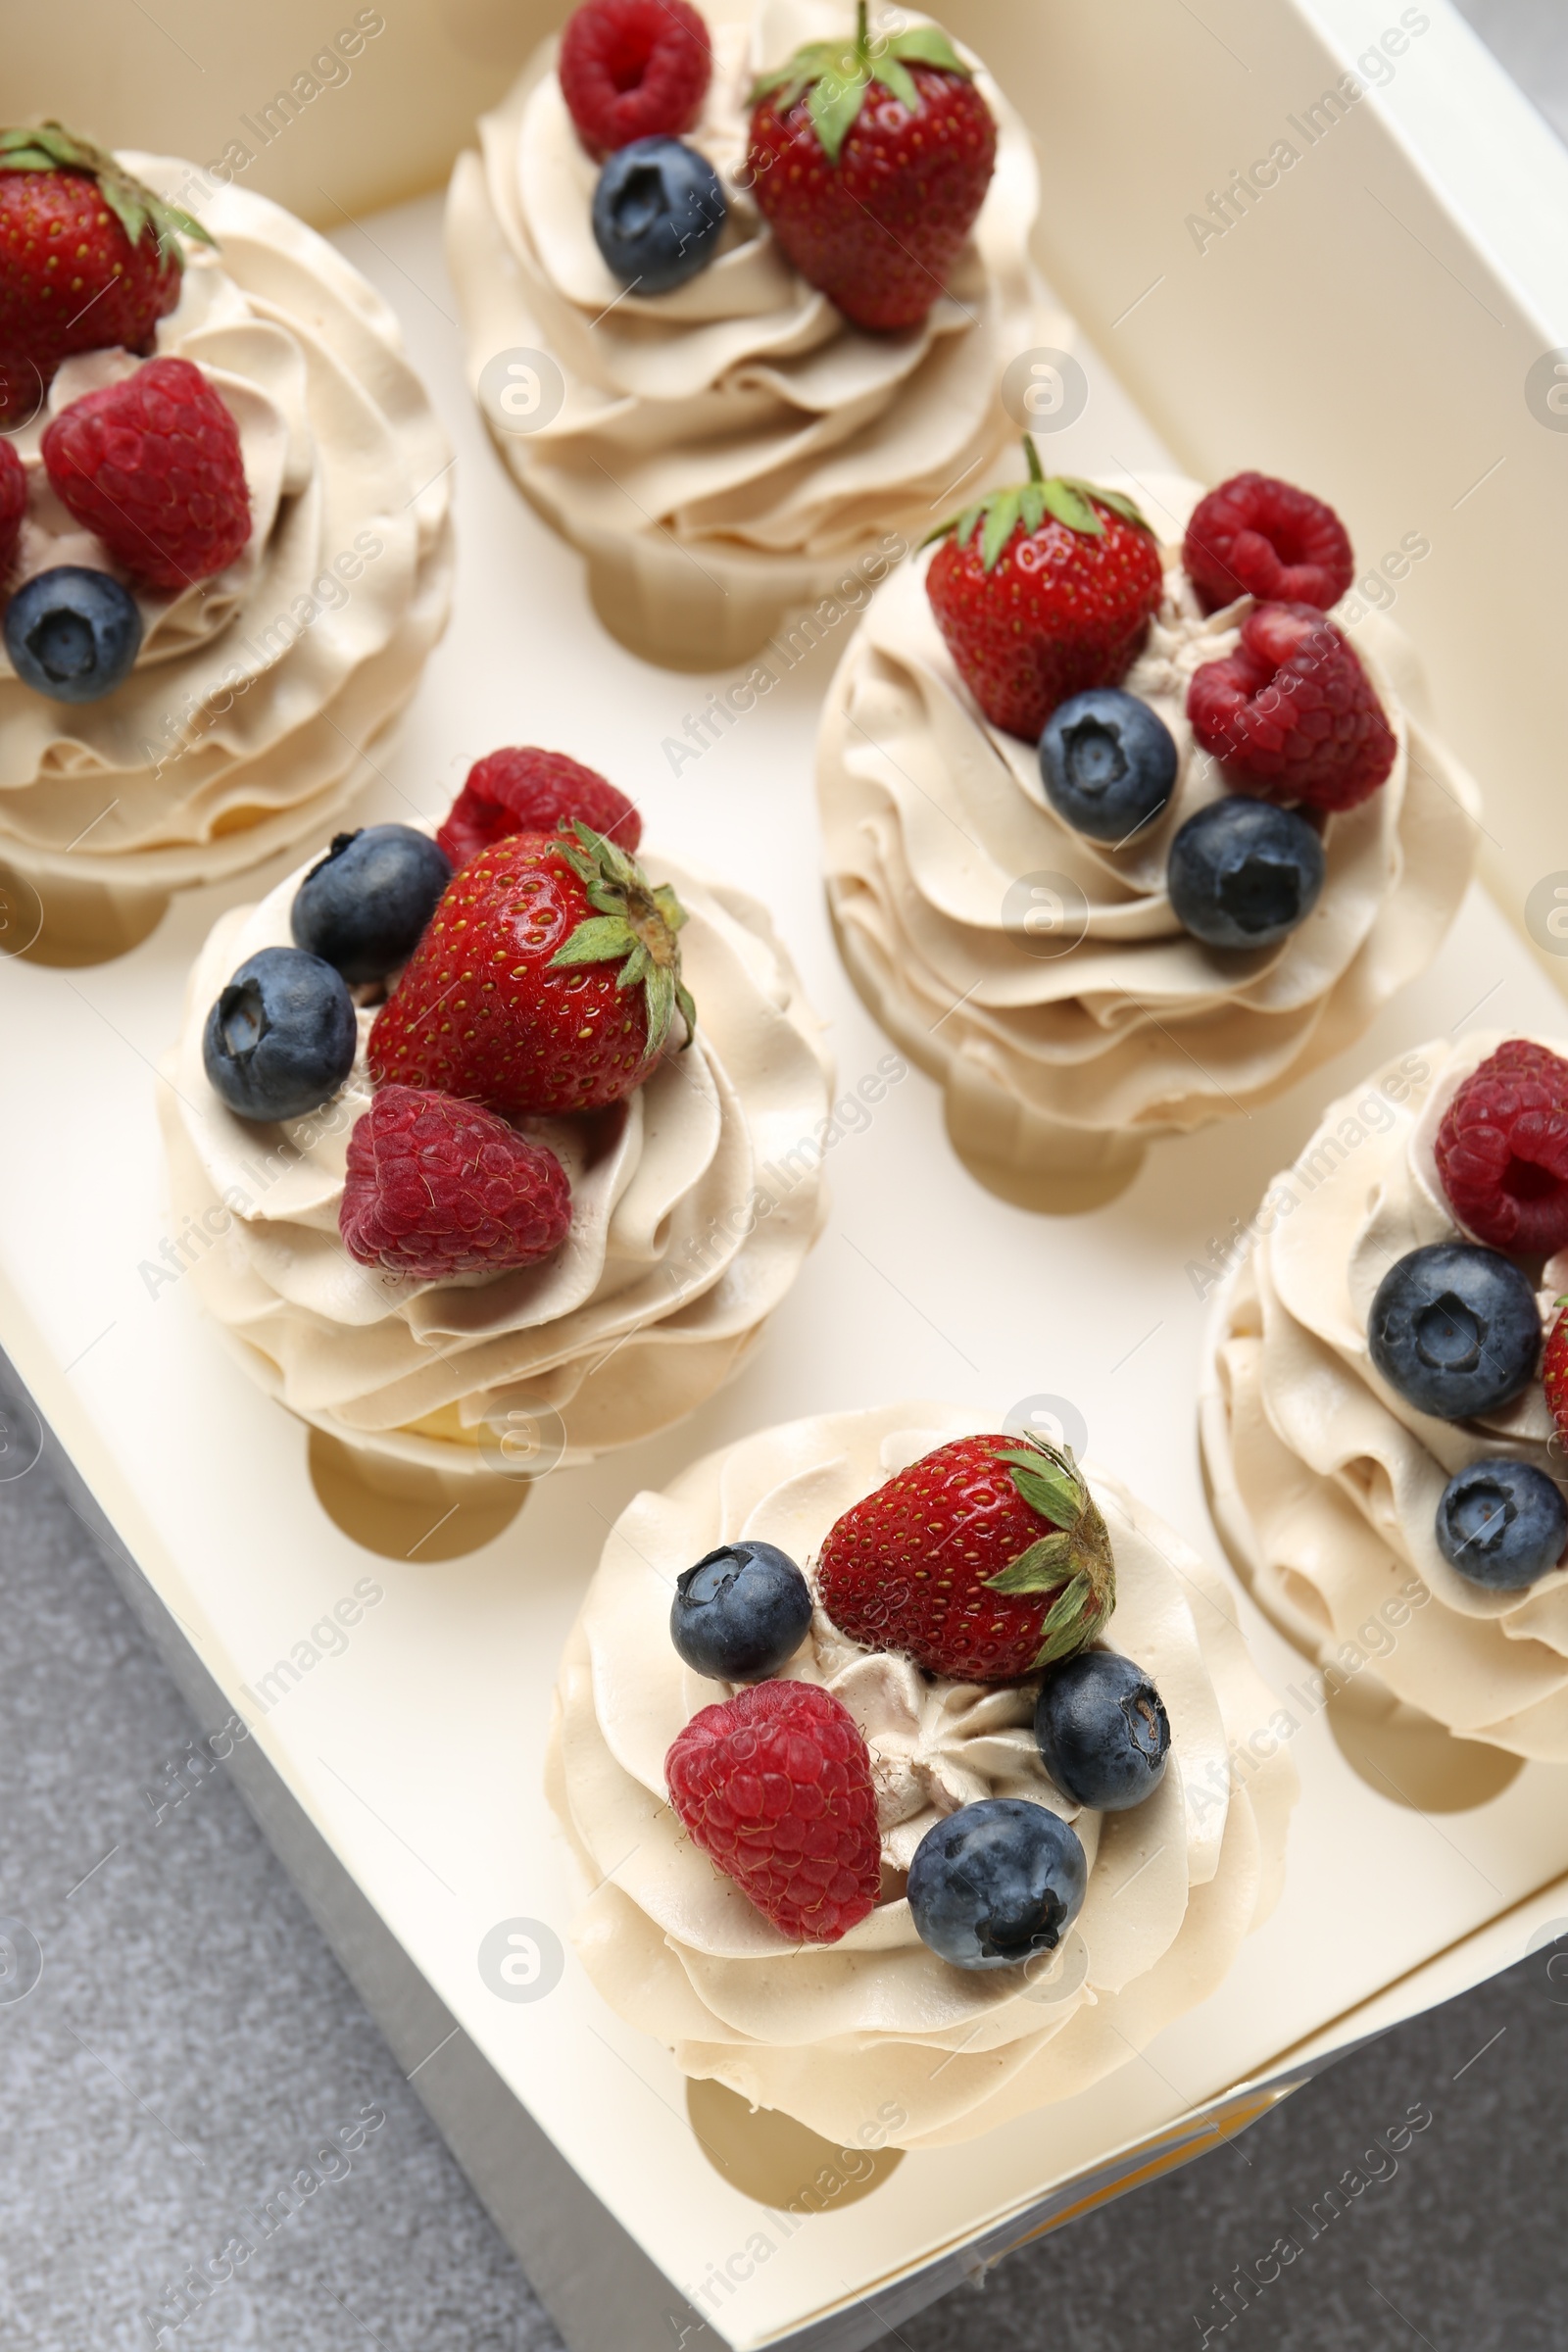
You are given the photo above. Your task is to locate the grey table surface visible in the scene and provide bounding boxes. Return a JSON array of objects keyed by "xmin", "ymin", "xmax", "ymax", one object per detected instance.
[{"xmin": 4, "ymin": 4, "xmax": 1568, "ymax": 2347}]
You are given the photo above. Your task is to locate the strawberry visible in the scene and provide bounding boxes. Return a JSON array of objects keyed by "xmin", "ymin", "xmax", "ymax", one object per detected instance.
[
  {"xmin": 816, "ymin": 1435, "xmax": 1115, "ymax": 1682},
  {"xmin": 0, "ymin": 122, "xmax": 212, "ymax": 425},
  {"xmin": 0, "ymin": 436, "xmax": 24, "ymax": 581},
  {"xmin": 1544, "ymin": 1302, "xmax": 1568, "ymax": 1454},
  {"xmin": 368, "ymin": 821, "xmax": 695, "ymax": 1117},
  {"xmin": 747, "ymin": 3, "xmax": 996, "ymax": 333},
  {"xmin": 924, "ymin": 442, "xmax": 1164, "ymax": 741}
]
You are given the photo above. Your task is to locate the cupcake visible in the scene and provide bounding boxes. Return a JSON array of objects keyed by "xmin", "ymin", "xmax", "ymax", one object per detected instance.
[
  {"xmin": 817, "ymin": 458, "xmax": 1481, "ymax": 1206},
  {"xmin": 0, "ymin": 128, "xmax": 453, "ymax": 943},
  {"xmin": 159, "ymin": 748, "xmax": 831, "ymax": 1500},
  {"xmin": 549, "ymin": 1401, "xmax": 1297, "ymax": 2147},
  {"xmin": 1202, "ymin": 1032, "xmax": 1568, "ymax": 1760},
  {"xmin": 445, "ymin": 0, "xmax": 1045, "ymax": 668}
]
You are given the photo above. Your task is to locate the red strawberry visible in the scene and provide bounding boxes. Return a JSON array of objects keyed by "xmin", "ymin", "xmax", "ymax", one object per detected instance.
[
  {"xmin": 1187, "ymin": 601, "xmax": 1396, "ymax": 812},
  {"xmin": 1544, "ymin": 1303, "xmax": 1568, "ymax": 1453},
  {"xmin": 559, "ymin": 0, "xmax": 712, "ymax": 157},
  {"xmin": 42, "ymin": 355, "xmax": 251, "ymax": 590},
  {"xmin": 0, "ymin": 123, "xmax": 211, "ymax": 425},
  {"xmin": 368, "ymin": 822, "xmax": 695, "ymax": 1117},
  {"xmin": 340, "ymin": 1085, "xmax": 573, "ymax": 1283},
  {"xmin": 436, "ymin": 747, "xmax": 641, "ymax": 874},
  {"xmin": 1434, "ymin": 1041, "xmax": 1568, "ymax": 1257},
  {"xmin": 747, "ymin": 3, "xmax": 996, "ymax": 333},
  {"xmin": 924, "ymin": 444, "xmax": 1164, "ymax": 741},
  {"xmin": 665, "ymin": 1680, "xmax": 881, "ymax": 1942},
  {"xmin": 1183, "ymin": 472, "xmax": 1354, "ymax": 615},
  {"xmin": 816, "ymin": 1435, "xmax": 1115, "ymax": 1682},
  {"xmin": 0, "ymin": 435, "xmax": 24, "ymax": 581}
]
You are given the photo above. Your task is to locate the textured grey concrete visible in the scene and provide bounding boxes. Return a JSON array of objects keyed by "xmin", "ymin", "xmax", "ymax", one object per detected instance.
[{"xmin": 1451, "ymin": 0, "xmax": 1568, "ymax": 138}]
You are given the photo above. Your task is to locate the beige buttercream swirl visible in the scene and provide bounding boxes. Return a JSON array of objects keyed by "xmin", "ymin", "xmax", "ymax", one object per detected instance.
[
  {"xmin": 1201, "ymin": 1032, "xmax": 1568, "ymax": 1759},
  {"xmin": 547, "ymin": 1402, "xmax": 1297, "ymax": 2147},
  {"xmin": 159, "ymin": 842, "xmax": 832, "ymax": 1473},
  {"xmin": 0, "ymin": 155, "xmax": 454, "ymax": 890},
  {"xmin": 444, "ymin": 0, "xmax": 1048, "ymax": 642},
  {"xmin": 815, "ymin": 481, "xmax": 1482, "ymax": 1176}
]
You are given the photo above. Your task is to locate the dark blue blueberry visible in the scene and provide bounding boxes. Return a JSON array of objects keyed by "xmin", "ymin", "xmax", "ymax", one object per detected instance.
[
  {"xmin": 203, "ymin": 947, "xmax": 358, "ymax": 1124},
  {"xmin": 1436, "ymin": 1459, "xmax": 1568, "ymax": 1591},
  {"xmin": 669, "ymin": 1541, "xmax": 812, "ymax": 1682},
  {"xmin": 291, "ymin": 824, "xmax": 452, "ymax": 986},
  {"xmin": 906, "ymin": 1797, "xmax": 1087, "ymax": 1972},
  {"xmin": 592, "ymin": 137, "xmax": 726, "ymax": 294},
  {"xmin": 1167, "ymin": 797, "xmax": 1325, "ymax": 951},
  {"xmin": 1038, "ymin": 688, "xmax": 1177, "ymax": 844},
  {"xmin": 1369, "ymin": 1244, "xmax": 1541, "ymax": 1421},
  {"xmin": 5, "ymin": 565, "xmax": 141, "ymax": 703},
  {"xmin": 1034, "ymin": 1649, "xmax": 1171, "ymax": 1811}
]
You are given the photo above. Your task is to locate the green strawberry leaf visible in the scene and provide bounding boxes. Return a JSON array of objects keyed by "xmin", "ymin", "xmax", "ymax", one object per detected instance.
[
  {"xmin": 981, "ymin": 1435, "xmax": 1117, "ymax": 1667},
  {"xmin": 983, "ymin": 1533, "xmax": 1075, "ymax": 1592},
  {"xmin": 872, "ymin": 54, "xmax": 921, "ymax": 110},
  {"xmin": 0, "ymin": 121, "xmax": 216, "ymax": 252},
  {"xmin": 925, "ymin": 441, "xmax": 1152, "ymax": 573},
  {"xmin": 980, "ymin": 489, "xmax": 1023, "ymax": 571},
  {"xmin": 554, "ymin": 915, "xmax": 636, "ymax": 967},
  {"xmin": 886, "ymin": 24, "xmax": 971, "ymax": 73},
  {"xmin": 1040, "ymin": 478, "xmax": 1102, "ymax": 534},
  {"xmin": 809, "ymin": 70, "xmax": 868, "ymax": 167},
  {"xmin": 1063, "ymin": 479, "xmax": 1152, "ymax": 534},
  {"xmin": 750, "ymin": 6, "xmax": 970, "ymax": 167},
  {"xmin": 1030, "ymin": 1576, "xmax": 1109, "ymax": 1671},
  {"xmin": 547, "ymin": 825, "xmax": 697, "ymax": 1056}
]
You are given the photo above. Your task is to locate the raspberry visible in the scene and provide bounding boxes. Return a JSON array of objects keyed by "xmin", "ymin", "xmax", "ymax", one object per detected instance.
[
  {"xmin": 665, "ymin": 1681, "xmax": 881, "ymax": 1943},
  {"xmin": 1184, "ymin": 472, "xmax": 1354, "ymax": 615},
  {"xmin": 41, "ymin": 356, "xmax": 251, "ymax": 591},
  {"xmin": 1544, "ymin": 1306, "xmax": 1568, "ymax": 1450},
  {"xmin": 559, "ymin": 0, "xmax": 712, "ymax": 157},
  {"xmin": 1434, "ymin": 1042, "xmax": 1568, "ymax": 1256},
  {"xmin": 1187, "ymin": 602, "xmax": 1396, "ymax": 812},
  {"xmin": 436, "ymin": 747, "xmax": 640, "ymax": 873},
  {"xmin": 0, "ymin": 436, "xmax": 24, "ymax": 581},
  {"xmin": 340, "ymin": 1085, "xmax": 573, "ymax": 1282}
]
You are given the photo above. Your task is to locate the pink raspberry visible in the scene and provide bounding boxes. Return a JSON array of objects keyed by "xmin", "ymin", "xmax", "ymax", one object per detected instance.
[
  {"xmin": 436, "ymin": 747, "xmax": 641, "ymax": 873},
  {"xmin": 0, "ymin": 436, "xmax": 24, "ymax": 582},
  {"xmin": 1187, "ymin": 601, "xmax": 1396, "ymax": 812},
  {"xmin": 1184, "ymin": 471, "xmax": 1354, "ymax": 615},
  {"xmin": 340, "ymin": 1085, "xmax": 572, "ymax": 1283},
  {"xmin": 42, "ymin": 356, "xmax": 251, "ymax": 591},
  {"xmin": 559, "ymin": 0, "xmax": 712, "ymax": 157},
  {"xmin": 665, "ymin": 1681, "xmax": 882, "ymax": 1944},
  {"xmin": 1435, "ymin": 1041, "xmax": 1568, "ymax": 1256}
]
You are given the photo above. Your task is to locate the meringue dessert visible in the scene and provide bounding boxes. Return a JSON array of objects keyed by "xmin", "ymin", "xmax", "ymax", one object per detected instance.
[
  {"xmin": 549, "ymin": 1401, "xmax": 1297, "ymax": 2148},
  {"xmin": 817, "ymin": 462, "xmax": 1481, "ymax": 1207},
  {"xmin": 445, "ymin": 0, "xmax": 1045, "ymax": 668},
  {"xmin": 158, "ymin": 749, "xmax": 830, "ymax": 1495},
  {"xmin": 1202, "ymin": 1032, "xmax": 1568, "ymax": 1761}
]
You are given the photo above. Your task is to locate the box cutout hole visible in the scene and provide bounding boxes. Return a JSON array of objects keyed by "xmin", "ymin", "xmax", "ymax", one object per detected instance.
[
  {"xmin": 685, "ymin": 2078, "xmax": 904, "ymax": 2212},
  {"xmin": 308, "ymin": 1429, "xmax": 524, "ymax": 1561}
]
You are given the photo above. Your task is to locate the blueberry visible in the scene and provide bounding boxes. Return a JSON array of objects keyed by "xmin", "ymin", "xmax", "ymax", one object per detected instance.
[
  {"xmin": 1368, "ymin": 1243, "xmax": 1541, "ymax": 1421},
  {"xmin": 291, "ymin": 825, "xmax": 452, "ymax": 986},
  {"xmin": 592, "ymin": 137, "xmax": 726, "ymax": 294},
  {"xmin": 669, "ymin": 1542, "xmax": 812, "ymax": 1682},
  {"xmin": 203, "ymin": 947, "xmax": 358, "ymax": 1123},
  {"xmin": 906, "ymin": 1797, "xmax": 1087, "ymax": 1972},
  {"xmin": 1038, "ymin": 689, "xmax": 1177, "ymax": 843},
  {"xmin": 1167, "ymin": 797, "xmax": 1325, "ymax": 950},
  {"xmin": 5, "ymin": 565, "xmax": 141, "ymax": 703},
  {"xmin": 1033, "ymin": 1649, "xmax": 1171, "ymax": 1811},
  {"xmin": 1436, "ymin": 1459, "xmax": 1568, "ymax": 1591}
]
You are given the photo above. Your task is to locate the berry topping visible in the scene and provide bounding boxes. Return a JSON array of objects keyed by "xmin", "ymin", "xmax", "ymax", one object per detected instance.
[
  {"xmin": 42, "ymin": 356, "xmax": 251, "ymax": 591},
  {"xmin": 1543, "ymin": 1301, "xmax": 1568, "ymax": 1454},
  {"xmin": 559, "ymin": 0, "xmax": 712, "ymax": 158},
  {"xmin": 906, "ymin": 1797, "xmax": 1087, "ymax": 1972},
  {"xmin": 1367, "ymin": 1243, "xmax": 1540, "ymax": 1422},
  {"xmin": 925, "ymin": 445, "xmax": 1163, "ymax": 743},
  {"xmin": 0, "ymin": 123, "xmax": 211, "ymax": 425},
  {"xmin": 0, "ymin": 435, "xmax": 24, "ymax": 580},
  {"xmin": 591, "ymin": 136, "xmax": 726, "ymax": 293},
  {"xmin": 1187, "ymin": 602, "xmax": 1396, "ymax": 812},
  {"xmin": 1037, "ymin": 687, "xmax": 1176, "ymax": 843},
  {"xmin": 816, "ymin": 1434, "xmax": 1115, "ymax": 1682},
  {"xmin": 1433, "ymin": 1041, "xmax": 1568, "ymax": 1257},
  {"xmin": 3, "ymin": 565, "xmax": 141, "ymax": 702},
  {"xmin": 664, "ymin": 1680, "xmax": 881, "ymax": 1942},
  {"xmin": 291, "ymin": 825, "xmax": 453, "ymax": 986},
  {"xmin": 340, "ymin": 1085, "xmax": 572, "ymax": 1284},
  {"xmin": 1033, "ymin": 1650, "xmax": 1171, "ymax": 1811},
  {"xmin": 438, "ymin": 747, "xmax": 641, "ymax": 874},
  {"xmin": 368, "ymin": 823, "xmax": 695, "ymax": 1118},
  {"xmin": 669, "ymin": 1542, "xmax": 813, "ymax": 1683},
  {"xmin": 1183, "ymin": 471, "xmax": 1354, "ymax": 615},
  {"xmin": 748, "ymin": 3, "xmax": 996, "ymax": 332},
  {"xmin": 1434, "ymin": 1458, "xmax": 1568, "ymax": 1592},
  {"xmin": 1166, "ymin": 797, "xmax": 1325, "ymax": 952},
  {"xmin": 203, "ymin": 947, "xmax": 358, "ymax": 1124}
]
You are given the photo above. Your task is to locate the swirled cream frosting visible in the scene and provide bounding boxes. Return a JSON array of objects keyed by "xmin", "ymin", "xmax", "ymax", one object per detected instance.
[
  {"xmin": 816, "ymin": 479, "xmax": 1481, "ymax": 1183},
  {"xmin": 159, "ymin": 844, "xmax": 831, "ymax": 1474},
  {"xmin": 548, "ymin": 1402, "xmax": 1297, "ymax": 2147},
  {"xmin": 0, "ymin": 156, "xmax": 454, "ymax": 892},
  {"xmin": 1202, "ymin": 1032, "xmax": 1568, "ymax": 1759},
  {"xmin": 445, "ymin": 0, "xmax": 1045, "ymax": 662}
]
